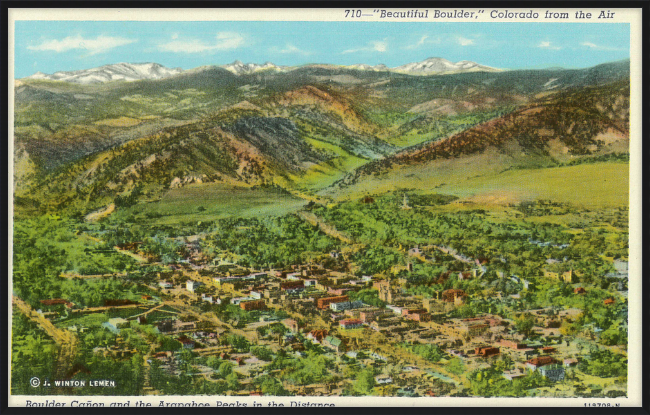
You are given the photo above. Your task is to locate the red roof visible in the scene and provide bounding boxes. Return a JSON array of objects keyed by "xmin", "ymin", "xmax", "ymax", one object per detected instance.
[{"xmin": 526, "ymin": 356, "xmax": 558, "ymax": 367}]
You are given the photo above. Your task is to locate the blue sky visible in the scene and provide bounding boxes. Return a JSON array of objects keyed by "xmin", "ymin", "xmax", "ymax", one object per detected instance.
[{"xmin": 15, "ymin": 21, "xmax": 630, "ymax": 78}]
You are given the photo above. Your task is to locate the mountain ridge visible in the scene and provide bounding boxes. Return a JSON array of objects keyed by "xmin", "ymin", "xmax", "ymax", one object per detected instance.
[{"xmin": 22, "ymin": 57, "xmax": 504, "ymax": 84}]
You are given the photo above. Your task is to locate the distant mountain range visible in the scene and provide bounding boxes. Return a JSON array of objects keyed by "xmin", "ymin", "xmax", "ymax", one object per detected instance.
[
  {"xmin": 25, "ymin": 62, "xmax": 184, "ymax": 84},
  {"xmin": 13, "ymin": 57, "xmax": 629, "ymax": 216},
  {"xmin": 24, "ymin": 57, "xmax": 503, "ymax": 84}
]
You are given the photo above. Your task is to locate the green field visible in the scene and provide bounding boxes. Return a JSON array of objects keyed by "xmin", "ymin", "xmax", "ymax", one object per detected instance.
[
  {"xmin": 117, "ymin": 183, "xmax": 308, "ymax": 225},
  {"xmin": 331, "ymin": 162, "xmax": 629, "ymax": 209}
]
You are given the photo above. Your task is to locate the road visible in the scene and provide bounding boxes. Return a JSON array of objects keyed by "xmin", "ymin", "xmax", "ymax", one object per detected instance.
[{"xmin": 12, "ymin": 296, "xmax": 78, "ymax": 378}]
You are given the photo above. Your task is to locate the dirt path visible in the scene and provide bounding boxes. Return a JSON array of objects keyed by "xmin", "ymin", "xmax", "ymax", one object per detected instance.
[
  {"xmin": 298, "ymin": 211, "xmax": 355, "ymax": 244},
  {"xmin": 12, "ymin": 296, "xmax": 78, "ymax": 378}
]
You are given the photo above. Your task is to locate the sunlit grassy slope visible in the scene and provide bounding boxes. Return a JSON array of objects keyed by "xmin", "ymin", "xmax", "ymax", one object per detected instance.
[
  {"xmin": 114, "ymin": 183, "xmax": 307, "ymax": 225},
  {"xmin": 328, "ymin": 162, "xmax": 629, "ymax": 209}
]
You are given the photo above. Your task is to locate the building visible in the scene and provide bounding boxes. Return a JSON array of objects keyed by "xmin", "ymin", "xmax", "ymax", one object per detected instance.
[
  {"xmin": 281, "ymin": 281, "xmax": 305, "ymax": 294},
  {"xmin": 103, "ymin": 318, "xmax": 129, "ymax": 333},
  {"xmin": 156, "ymin": 319, "xmax": 174, "ymax": 332},
  {"xmin": 322, "ymin": 336, "xmax": 345, "ymax": 352},
  {"xmin": 240, "ymin": 299, "xmax": 266, "ymax": 311},
  {"xmin": 538, "ymin": 364, "xmax": 565, "ymax": 381},
  {"xmin": 526, "ymin": 356, "xmax": 558, "ymax": 371},
  {"xmin": 442, "ymin": 289, "xmax": 467, "ymax": 305},
  {"xmin": 158, "ymin": 281, "xmax": 173, "ymax": 289},
  {"xmin": 375, "ymin": 375, "xmax": 393, "ymax": 384},
  {"xmin": 316, "ymin": 295, "xmax": 349, "ymax": 310},
  {"xmin": 499, "ymin": 339, "xmax": 528, "ymax": 350},
  {"xmin": 475, "ymin": 346, "xmax": 500, "ymax": 357},
  {"xmin": 403, "ymin": 309, "xmax": 431, "ymax": 322},
  {"xmin": 330, "ymin": 300, "xmax": 364, "ymax": 312},
  {"xmin": 283, "ymin": 318, "xmax": 300, "ymax": 333},
  {"xmin": 178, "ymin": 335, "xmax": 196, "ymax": 349},
  {"xmin": 340, "ymin": 319, "xmax": 363, "ymax": 329},
  {"xmin": 574, "ymin": 287, "xmax": 586, "ymax": 294},
  {"xmin": 186, "ymin": 280, "xmax": 203, "ymax": 293},
  {"xmin": 307, "ymin": 330, "xmax": 328, "ymax": 344},
  {"xmin": 543, "ymin": 269, "xmax": 573, "ymax": 283}
]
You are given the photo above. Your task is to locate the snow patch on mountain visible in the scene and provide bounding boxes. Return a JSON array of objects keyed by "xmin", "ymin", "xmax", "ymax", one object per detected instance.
[
  {"xmin": 25, "ymin": 63, "xmax": 184, "ymax": 84},
  {"xmin": 221, "ymin": 60, "xmax": 291, "ymax": 75}
]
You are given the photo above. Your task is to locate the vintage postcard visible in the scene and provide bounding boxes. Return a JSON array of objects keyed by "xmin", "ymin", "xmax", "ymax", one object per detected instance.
[{"xmin": 8, "ymin": 7, "xmax": 643, "ymax": 407}]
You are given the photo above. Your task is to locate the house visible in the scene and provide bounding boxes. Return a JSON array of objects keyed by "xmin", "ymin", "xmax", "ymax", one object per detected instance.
[
  {"xmin": 240, "ymin": 299, "xmax": 266, "ymax": 311},
  {"xmin": 340, "ymin": 319, "xmax": 363, "ymax": 329},
  {"xmin": 136, "ymin": 316, "xmax": 148, "ymax": 325},
  {"xmin": 538, "ymin": 364, "xmax": 565, "ymax": 381},
  {"xmin": 574, "ymin": 287, "xmax": 586, "ymax": 294},
  {"xmin": 403, "ymin": 309, "xmax": 430, "ymax": 322},
  {"xmin": 322, "ymin": 336, "xmax": 345, "ymax": 352},
  {"xmin": 158, "ymin": 281, "xmax": 173, "ymax": 289},
  {"xmin": 306, "ymin": 329, "xmax": 328, "ymax": 344},
  {"xmin": 280, "ymin": 281, "xmax": 305, "ymax": 294},
  {"xmin": 442, "ymin": 289, "xmax": 467, "ymax": 304},
  {"xmin": 499, "ymin": 339, "xmax": 528, "ymax": 349},
  {"xmin": 177, "ymin": 335, "xmax": 195, "ymax": 349},
  {"xmin": 475, "ymin": 346, "xmax": 500, "ymax": 357},
  {"xmin": 502, "ymin": 370, "xmax": 526, "ymax": 381},
  {"xmin": 526, "ymin": 356, "xmax": 558, "ymax": 371},
  {"xmin": 316, "ymin": 295, "xmax": 349, "ymax": 310},
  {"xmin": 563, "ymin": 358, "xmax": 579, "ymax": 367},
  {"xmin": 282, "ymin": 318, "xmax": 300, "ymax": 333},
  {"xmin": 543, "ymin": 269, "xmax": 573, "ymax": 283},
  {"xmin": 186, "ymin": 280, "xmax": 203, "ymax": 293},
  {"xmin": 156, "ymin": 319, "xmax": 174, "ymax": 332},
  {"xmin": 458, "ymin": 270, "xmax": 477, "ymax": 280},
  {"xmin": 375, "ymin": 375, "xmax": 393, "ymax": 384},
  {"xmin": 330, "ymin": 300, "xmax": 364, "ymax": 312},
  {"xmin": 103, "ymin": 318, "xmax": 129, "ymax": 333},
  {"xmin": 201, "ymin": 294, "xmax": 214, "ymax": 304},
  {"xmin": 604, "ymin": 298, "xmax": 615, "ymax": 306}
]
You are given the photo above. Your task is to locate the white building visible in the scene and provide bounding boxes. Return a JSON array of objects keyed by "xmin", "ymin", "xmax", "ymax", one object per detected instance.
[{"xmin": 186, "ymin": 280, "xmax": 203, "ymax": 292}]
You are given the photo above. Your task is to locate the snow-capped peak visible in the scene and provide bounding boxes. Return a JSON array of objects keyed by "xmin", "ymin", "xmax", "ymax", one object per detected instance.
[
  {"xmin": 24, "ymin": 62, "xmax": 184, "ymax": 84},
  {"xmin": 221, "ymin": 60, "xmax": 289, "ymax": 75},
  {"xmin": 392, "ymin": 57, "xmax": 501, "ymax": 75}
]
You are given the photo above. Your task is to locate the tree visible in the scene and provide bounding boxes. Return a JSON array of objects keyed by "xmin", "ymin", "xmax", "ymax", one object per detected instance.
[
  {"xmin": 447, "ymin": 357, "xmax": 465, "ymax": 375},
  {"xmin": 353, "ymin": 368, "xmax": 376, "ymax": 395},
  {"xmin": 515, "ymin": 313, "xmax": 535, "ymax": 337}
]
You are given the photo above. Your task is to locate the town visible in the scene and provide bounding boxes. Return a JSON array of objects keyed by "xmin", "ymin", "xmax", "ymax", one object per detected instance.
[{"xmin": 11, "ymin": 192, "xmax": 629, "ymax": 398}]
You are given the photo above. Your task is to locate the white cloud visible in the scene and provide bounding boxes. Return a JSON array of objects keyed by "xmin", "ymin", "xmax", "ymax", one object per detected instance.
[
  {"xmin": 342, "ymin": 39, "xmax": 388, "ymax": 54},
  {"xmin": 457, "ymin": 36, "xmax": 475, "ymax": 46},
  {"xmin": 272, "ymin": 43, "xmax": 311, "ymax": 55},
  {"xmin": 581, "ymin": 41, "xmax": 624, "ymax": 51},
  {"xmin": 27, "ymin": 35, "xmax": 136, "ymax": 55},
  {"xmin": 405, "ymin": 35, "xmax": 441, "ymax": 50},
  {"xmin": 537, "ymin": 41, "xmax": 562, "ymax": 50},
  {"xmin": 158, "ymin": 32, "xmax": 245, "ymax": 53}
]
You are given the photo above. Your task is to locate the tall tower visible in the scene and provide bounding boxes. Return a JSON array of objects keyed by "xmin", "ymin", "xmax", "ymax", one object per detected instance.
[{"xmin": 401, "ymin": 193, "xmax": 412, "ymax": 210}]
